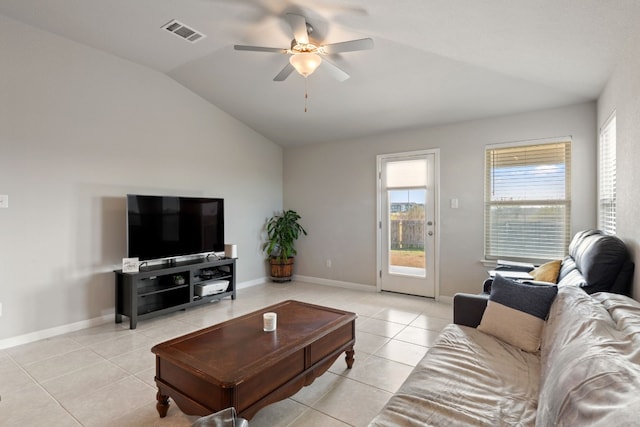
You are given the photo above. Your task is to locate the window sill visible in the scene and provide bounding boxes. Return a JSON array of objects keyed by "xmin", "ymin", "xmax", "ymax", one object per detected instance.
[{"xmin": 480, "ymin": 259, "xmax": 498, "ymax": 268}]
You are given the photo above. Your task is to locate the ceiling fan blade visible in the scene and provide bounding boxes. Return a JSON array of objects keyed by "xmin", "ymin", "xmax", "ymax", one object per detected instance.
[
  {"xmin": 320, "ymin": 59, "xmax": 350, "ymax": 82},
  {"xmin": 273, "ymin": 63, "xmax": 295, "ymax": 81},
  {"xmin": 234, "ymin": 45, "xmax": 288, "ymax": 53},
  {"xmin": 285, "ymin": 13, "xmax": 309, "ymax": 45},
  {"xmin": 321, "ymin": 38, "xmax": 374, "ymax": 54}
]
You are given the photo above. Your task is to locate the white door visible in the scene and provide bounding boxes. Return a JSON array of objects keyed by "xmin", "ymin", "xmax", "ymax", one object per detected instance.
[{"xmin": 377, "ymin": 151, "xmax": 438, "ymax": 297}]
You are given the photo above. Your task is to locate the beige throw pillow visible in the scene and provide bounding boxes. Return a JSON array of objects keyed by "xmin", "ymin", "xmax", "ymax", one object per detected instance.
[{"xmin": 478, "ymin": 274, "xmax": 558, "ymax": 353}]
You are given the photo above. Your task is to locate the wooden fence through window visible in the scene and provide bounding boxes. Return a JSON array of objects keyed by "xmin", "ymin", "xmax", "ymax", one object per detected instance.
[{"xmin": 390, "ymin": 220, "xmax": 424, "ymax": 250}]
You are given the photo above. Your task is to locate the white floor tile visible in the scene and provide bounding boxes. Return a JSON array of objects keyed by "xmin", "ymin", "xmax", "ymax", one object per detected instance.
[
  {"xmin": 22, "ymin": 347, "xmax": 104, "ymax": 382},
  {"xmin": 371, "ymin": 307, "xmax": 421, "ymax": 325},
  {"xmin": 394, "ymin": 325, "xmax": 441, "ymax": 347},
  {"xmin": 62, "ymin": 376, "xmax": 156, "ymax": 427},
  {"xmin": 2, "ymin": 281, "xmax": 453, "ymax": 426},
  {"xmin": 409, "ymin": 313, "xmax": 451, "ymax": 331},
  {"xmin": 7, "ymin": 336, "xmax": 84, "ymax": 365},
  {"xmin": 40, "ymin": 360, "xmax": 129, "ymax": 403},
  {"xmin": 248, "ymin": 398, "xmax": 308, "ymax": 427},
  {"xmin": 312, "ymin": 377, "xmax": 394, "ymax": 427},
  {"xmin": 374, "ymin": 338, "xmax": 429, "ymax": 366},
  {"xmin": 289, "ymin": 407, "xmax": 351, "ymax": 426},
  {"xmin": 341, "ymin": 354, "xmax": 414, "ymax": 393},
  {"xmin": 356, "ymin": 317, "xmax": 407, "ymax": 338},
  {"xmin": 355, "ymin": 330, "xmax": 391, "ymax": 354}
]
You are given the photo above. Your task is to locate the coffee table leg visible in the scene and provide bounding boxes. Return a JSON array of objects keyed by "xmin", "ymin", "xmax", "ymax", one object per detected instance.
[
  {"xmin": 156, "ymin": 391, "xmax": 170, "ymax": 417},
  {"xmin": 345, "ymin": 348, "xmax": 355, "ymax": 369}
]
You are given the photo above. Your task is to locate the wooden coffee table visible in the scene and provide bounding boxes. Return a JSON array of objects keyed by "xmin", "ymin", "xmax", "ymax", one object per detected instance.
[{"xmin": 151, "ymin": 300, "xmax": 356, "ymax": 420}]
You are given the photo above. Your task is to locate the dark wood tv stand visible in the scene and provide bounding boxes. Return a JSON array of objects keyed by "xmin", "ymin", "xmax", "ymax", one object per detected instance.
[{"xmin": 114, "ymin": 257, "xmax": 236, "ymax": 329}]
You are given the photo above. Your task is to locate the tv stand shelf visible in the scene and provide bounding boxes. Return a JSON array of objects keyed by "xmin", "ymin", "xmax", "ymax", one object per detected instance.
[{"xmin": 114, "ymin": 257, "xmax": 236, "ymax": 329}]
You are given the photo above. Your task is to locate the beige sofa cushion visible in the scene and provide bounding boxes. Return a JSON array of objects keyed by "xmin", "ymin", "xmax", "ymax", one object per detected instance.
[
  {"xmin": 369, "ymin": 323, "xmax": 539, "ymax": 427},
  {"xmin": 536, "ymin": 287, "xmax": 640, "ymax": 426}
]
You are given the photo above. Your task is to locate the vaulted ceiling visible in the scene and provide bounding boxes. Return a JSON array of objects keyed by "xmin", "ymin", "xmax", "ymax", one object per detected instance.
[{"xmin": 2, "ymin": 0, "xmax": 639, "ymax": 146}]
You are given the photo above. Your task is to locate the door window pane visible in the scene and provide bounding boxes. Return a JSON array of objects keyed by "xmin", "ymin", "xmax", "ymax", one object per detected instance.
[{"xmin": 388, "ymin": 189, "xmax": 426, "ymax": 276}]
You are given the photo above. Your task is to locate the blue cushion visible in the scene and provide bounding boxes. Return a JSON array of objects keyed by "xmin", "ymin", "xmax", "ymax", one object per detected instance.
[{"xmin": 491, "ymin": 274, "xmax": 558, "ymax": 319}]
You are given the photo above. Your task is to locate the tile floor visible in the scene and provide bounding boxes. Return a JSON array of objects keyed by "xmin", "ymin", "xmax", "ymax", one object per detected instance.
[{"xmin": 0, "ymin": 281, "xmax": 452, "ymax": 427}]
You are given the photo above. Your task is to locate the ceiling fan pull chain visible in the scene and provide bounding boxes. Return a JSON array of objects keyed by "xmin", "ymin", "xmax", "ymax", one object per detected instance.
[{"xmin": 304, "ymin": 78, "xmax": 308, "ymax": 113}]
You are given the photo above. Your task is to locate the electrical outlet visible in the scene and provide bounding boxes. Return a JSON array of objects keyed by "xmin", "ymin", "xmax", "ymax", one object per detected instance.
[
  {"xmin": 326, "ymin": 259, "xmax": 332, "ymax": 268},
  {"xmin": 0, "ymin": 195, "xmax": 8, "ymax": 208},
  {"xmin": 0, "ymin": 302, "xmax": 3, "ymax": 317}
]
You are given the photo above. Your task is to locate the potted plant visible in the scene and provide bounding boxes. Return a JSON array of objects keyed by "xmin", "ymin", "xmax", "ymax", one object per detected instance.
[{"xmin": 263, "ymin": 209, "xmax": 307, "ymax": 282}]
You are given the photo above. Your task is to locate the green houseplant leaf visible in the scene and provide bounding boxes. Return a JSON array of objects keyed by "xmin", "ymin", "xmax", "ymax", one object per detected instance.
[{"xmin": 263, "ymin": 210, "xmax": 307, "ymax": 263}]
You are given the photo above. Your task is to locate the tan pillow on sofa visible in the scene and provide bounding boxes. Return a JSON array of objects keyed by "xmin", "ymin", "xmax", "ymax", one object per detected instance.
[
  {"xmin": 529, "ymin": 260, "xmax": 561, "ymax": 283},
  {"xmin": 478, "ymin": 274, "xmax": 558, "ymax": 353}
]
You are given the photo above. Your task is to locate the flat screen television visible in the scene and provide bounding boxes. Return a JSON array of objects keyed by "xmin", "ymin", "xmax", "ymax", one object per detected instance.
[{"xmin": 127, "ymin": 194, "xmax": 224, "ymax": 261}]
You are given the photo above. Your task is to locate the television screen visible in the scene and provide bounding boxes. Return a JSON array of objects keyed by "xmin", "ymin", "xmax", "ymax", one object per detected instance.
[{"xmin": 127, "ymin": 194, "xmax": 224, "ymax": 261}]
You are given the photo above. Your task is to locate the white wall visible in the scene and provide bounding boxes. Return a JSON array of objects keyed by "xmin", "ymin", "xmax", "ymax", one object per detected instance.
[
  {"xmin": 0, "ymin": 16, "xmax": 282, "ymax": 341},
  {"xmin": 284, "ymin": 102, "xmax": 597, "ymax": 297},
  {"xmin": 598, "ymin": 33, "xmax": 640, "ymax": 299}
]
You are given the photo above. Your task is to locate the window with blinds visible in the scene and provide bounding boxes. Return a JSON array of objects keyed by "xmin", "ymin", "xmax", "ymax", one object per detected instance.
[
  {"xmin": 599, "ymin": 114, "xmax": 616, "ymax": 235},
  {"xmin": 484, "ymin": 140, "xmax": 572, "ymax": 261}
]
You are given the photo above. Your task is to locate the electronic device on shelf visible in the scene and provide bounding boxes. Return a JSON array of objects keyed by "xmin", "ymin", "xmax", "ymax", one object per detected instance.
[
  {"xmin": 126, "ymin": 194, "xmax": 224, "ymax": 262},
  {"xmin": 195, "ymin": 280, "xmax": 229, "ymax": 297}
]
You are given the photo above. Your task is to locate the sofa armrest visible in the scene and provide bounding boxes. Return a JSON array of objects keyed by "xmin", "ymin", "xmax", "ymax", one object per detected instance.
[
  {"xmin": 453, "ymin": 293, "xmax": 489, "ymax": 328},
  {"xmin": 482, "ymin": 278, "xmax": 493, "ymax": 293}
]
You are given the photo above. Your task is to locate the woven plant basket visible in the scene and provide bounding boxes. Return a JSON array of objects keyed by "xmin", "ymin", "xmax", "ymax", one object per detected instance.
[{"xmin": 270, "ymin": 257, "xmax": 294, "ymax": 282}]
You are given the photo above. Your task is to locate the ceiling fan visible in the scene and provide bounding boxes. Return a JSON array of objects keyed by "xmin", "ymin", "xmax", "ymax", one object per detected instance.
[{"xmin": 234, "ymin": 13, "xmax": 374, "ymax": 82}]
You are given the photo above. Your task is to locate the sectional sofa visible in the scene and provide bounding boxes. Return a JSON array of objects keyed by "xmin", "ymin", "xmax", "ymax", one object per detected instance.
[{"xmin": 369, "ymin": 285, "xmax": 640, "ymax": 426}]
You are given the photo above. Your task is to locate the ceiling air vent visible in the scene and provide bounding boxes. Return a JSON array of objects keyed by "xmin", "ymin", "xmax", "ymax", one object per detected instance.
[{"xmin": 161, "ymin": 19, "xmax": 206, "ymax": 43}]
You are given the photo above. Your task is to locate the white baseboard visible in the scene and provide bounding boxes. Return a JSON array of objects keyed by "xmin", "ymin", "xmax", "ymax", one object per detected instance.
[
  {"xmin": 293, "ymin": 275, "xmax": 377, "ymax": 292},
  {"xmin": 0, "ymin": 278, "xmax": 268, "ymax": 350},
  {"xmin": 0, "ymin": 314, "xmax": 112, "ymax": 350},
  {"xmin": 236, "ymin": 277, "xmax": 269, "ymax": 290}
]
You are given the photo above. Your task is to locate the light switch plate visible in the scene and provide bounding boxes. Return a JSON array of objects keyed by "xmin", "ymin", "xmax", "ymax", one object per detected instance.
[{"xmin": 0, "ymin": 195, "xmax": 8, "ymax": 208}]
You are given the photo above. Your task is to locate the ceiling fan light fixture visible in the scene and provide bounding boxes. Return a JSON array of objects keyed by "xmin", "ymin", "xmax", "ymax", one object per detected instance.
[{"xmin": 289, "ymin": 52, "xmax": 322, "ymax": 77}]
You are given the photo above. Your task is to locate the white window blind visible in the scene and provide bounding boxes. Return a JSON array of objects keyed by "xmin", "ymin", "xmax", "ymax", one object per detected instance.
[
  {"xmin": 599, "ymin": 114, "xmax": 616, "ymax": 235},
  {"xmin": 484, "ymin": 140, "xmax": 571, "ymax": 261},
  {"xmin": 386, "ymin": 159, "xmax": 428, "ymax": 188}
]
